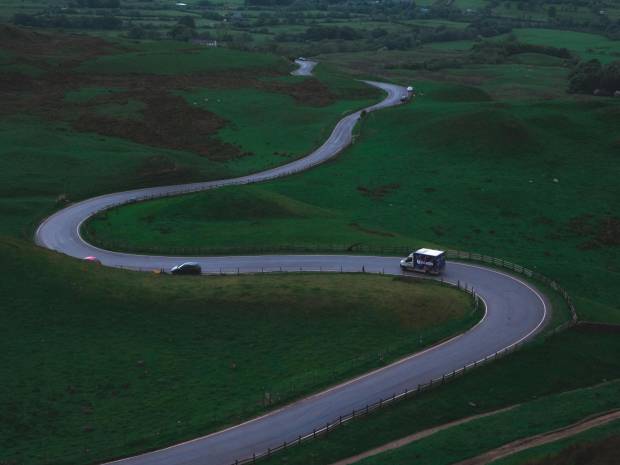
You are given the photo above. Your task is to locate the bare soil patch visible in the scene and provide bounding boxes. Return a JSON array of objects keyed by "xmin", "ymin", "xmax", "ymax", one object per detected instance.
[
  {"xmin": 0, "ymin": 24, "xmax": 115, "ymax": 68},
  {"xmin": 357, "ymin": 183, "xmax": 400, "ymax": 199},
  {"xmin": 567, "ymin": 214, "xmax": 620, "ymax": 249},
  {"xmin": 72, "ymin": 90, "xmax": 245, "ymax": 161},
  {"xmin": 349, "ymin": 223, "xmax": 396, "ymax": 237}
]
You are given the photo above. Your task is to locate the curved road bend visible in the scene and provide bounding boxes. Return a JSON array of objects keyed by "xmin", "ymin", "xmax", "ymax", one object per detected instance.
[
  {"xmin": 291, "ymin": 58, "xmax": 318, "ymax": 76},
  {"xmin": 34, "ymin": 64, "xmax": 550, "ymax": 465}
]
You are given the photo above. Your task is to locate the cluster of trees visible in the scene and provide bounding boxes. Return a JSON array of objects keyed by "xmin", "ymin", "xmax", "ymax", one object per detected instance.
[
  {"xmin": 168, "ymin": 15, "xmax": 198, "ymax": 41},
  {"xmin": 72, "ymin": 0, "xmax": 120, "ymax": 8},
  {"xmin": 273, "ymin": 17, "xmax": 512, "ymax": 51},
  {"xmin": 13, "ymin": 13, "xmax": 122, "ymax": 29},
  {"xmin": 245, "ymin": 0, "xmax": 296, "ymax": 5},
  {"xmin": 470, "ymin": 38, "xmax": 572, "ymax": 63},
  {"xmin": 302, "ymin": 25, "xmax": 362, "ymax": 40},
  {"xmin": 568, "ymin": 59, "xmax": 620, "ymax": 95}
]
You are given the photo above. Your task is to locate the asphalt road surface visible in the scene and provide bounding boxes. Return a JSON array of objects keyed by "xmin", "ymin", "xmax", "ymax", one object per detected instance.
[
  {"xmin": 35, "ymin": 62, "xmax": 549, "ymax": 465},
  {"xmin": 291, "ymin": 58, "xmax": 317, "ymax": 76}
]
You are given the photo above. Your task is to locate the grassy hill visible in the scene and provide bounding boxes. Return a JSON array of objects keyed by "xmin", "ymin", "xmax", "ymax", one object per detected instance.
[{"xmin": 0, "ymin": 238, "xmax": 477, "ymax": 465}]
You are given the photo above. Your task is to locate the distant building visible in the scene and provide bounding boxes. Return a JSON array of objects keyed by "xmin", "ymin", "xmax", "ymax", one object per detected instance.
[{"xmin": 191, "ymin": 39, "xmax": 218, "ymax": 47}]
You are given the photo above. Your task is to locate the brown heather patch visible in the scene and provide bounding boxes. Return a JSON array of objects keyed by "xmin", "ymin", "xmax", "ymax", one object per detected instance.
[
  {"xmin": 1, "ymin": 26, "xmax": 340, "ymax": 161},
  {"xmin": 357, "ymin": 183, "xmax": 401, "ymax": 199},
  {"xmin": 567, "ymin": 214, "xmax": 620, "ymax": 250}
]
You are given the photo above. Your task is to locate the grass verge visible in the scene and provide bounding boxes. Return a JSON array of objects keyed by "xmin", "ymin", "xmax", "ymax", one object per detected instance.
[
  {"xmin": 493, "ymin": 418, "xmax": 620, "ymax": 465},
  {"xmin": 351, "ymin": 381, "xmax": 620, "ymax": 465}
]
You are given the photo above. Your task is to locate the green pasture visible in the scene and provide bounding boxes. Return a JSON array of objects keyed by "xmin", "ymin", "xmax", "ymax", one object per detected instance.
[
  {"xmin": 405, "ymin": 19, "xmax": 471, "ymax": 29},
  {"xmin": 0, "ymin": 117, "xmax": 230, "ymax": 238},
  {"xmin": 494, "ymin": 419, "xmax": 620, "ymax": 465},
  {"xmin": 425, "ymin": 39, "xmax": 476, "ymax": 51},
  {"xmin": 0, "ymin": 238, "xmax": 477, "ymax": 465},
  {"xmin": 261, "ymin": 326, "xmax": 620, "ymax": 465},
  {"xmin": 499, "ymin": 28, "xmax": 620, "ymax": 63},
  {"xmin": 77, "ymin": 41, "xmax": 291, "ymax": 75},
  {"xmin": 454, "ymin": 0, "xmax": 488, "ymax": 9},
  {"xmin": 354, "ymin": 381, "xmax": 620, "ymax": 465}
]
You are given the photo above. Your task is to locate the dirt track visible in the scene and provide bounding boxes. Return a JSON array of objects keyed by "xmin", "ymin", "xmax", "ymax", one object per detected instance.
[
  {"xmin": 329, "ymin": 408, "xmax": 620, "ymax": 465},
  {"xmin": 328, "ymin": 406, "xmax": 518, "ymax": 465},
  {"xmin": 454, "ymin": 409, "xmax": 620, "ymax": 465}
]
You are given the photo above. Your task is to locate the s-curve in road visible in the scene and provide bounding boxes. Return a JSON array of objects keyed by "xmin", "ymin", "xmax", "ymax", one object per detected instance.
[
  {"xmin": 291, "ymin": 58, "xmax": 317, "ymax": 76},
  {"xmin": 34, "ymin": 62, "xmax": 550, "ymax": 465}
]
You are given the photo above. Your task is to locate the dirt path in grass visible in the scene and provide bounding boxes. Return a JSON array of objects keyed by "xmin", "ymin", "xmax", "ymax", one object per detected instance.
[
  {"xmin": 453, "ymin": 409, "xmax": 620, "ymax": 465},
  {"xmin": 328, "ymin": 405, "xmax": 519, "ymax": 465},
  {"xmin": 329, "ymin": 408, "xmax": 620, "ymax": 465}
]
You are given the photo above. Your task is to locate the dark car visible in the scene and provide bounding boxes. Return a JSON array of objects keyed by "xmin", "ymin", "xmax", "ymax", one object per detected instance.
[{"xmin": 170, "ymin": 262, "xmax": 202, "ymax": 275}]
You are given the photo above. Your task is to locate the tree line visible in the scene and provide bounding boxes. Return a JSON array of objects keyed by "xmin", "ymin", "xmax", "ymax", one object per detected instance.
[
  {"xmin": 13, "ymin": 13, "xmax": 122, "ymax": 29},
  {"xmin": 568, "ymin": 59, "xmax": 620, "ymax": 95}
]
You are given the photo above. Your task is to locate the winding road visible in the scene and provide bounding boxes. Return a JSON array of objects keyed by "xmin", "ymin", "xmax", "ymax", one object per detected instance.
[{"xmin": 35, "ymin": 61, "xmax": 550, "ymax": 465}]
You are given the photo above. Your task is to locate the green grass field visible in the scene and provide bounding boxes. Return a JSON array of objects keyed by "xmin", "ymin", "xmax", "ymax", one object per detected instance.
[
  {"xmin": 76, "ymin": 41, "xmax": 291, "ymax": 75},
  {"xmin": 494, "ymin": 419, "xmax": 620, "ymax": 465},
  {"xmin": 353, "ymin": 381, "xmax": 620, "ymax": 465},
  {"xmin": 0, "ymin": 238, "xmax": 477, "ymax": 465},
  {"xmin": 86, "ymin": 77, "xmax": 620, "ymax": 323},
  {"xmin": 496, "ymin": 28, "xmax": 620, "ymax": 63},
  {"xmin": 259, "ymin": 326, "xmax": 620, "ymax": 465}
]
